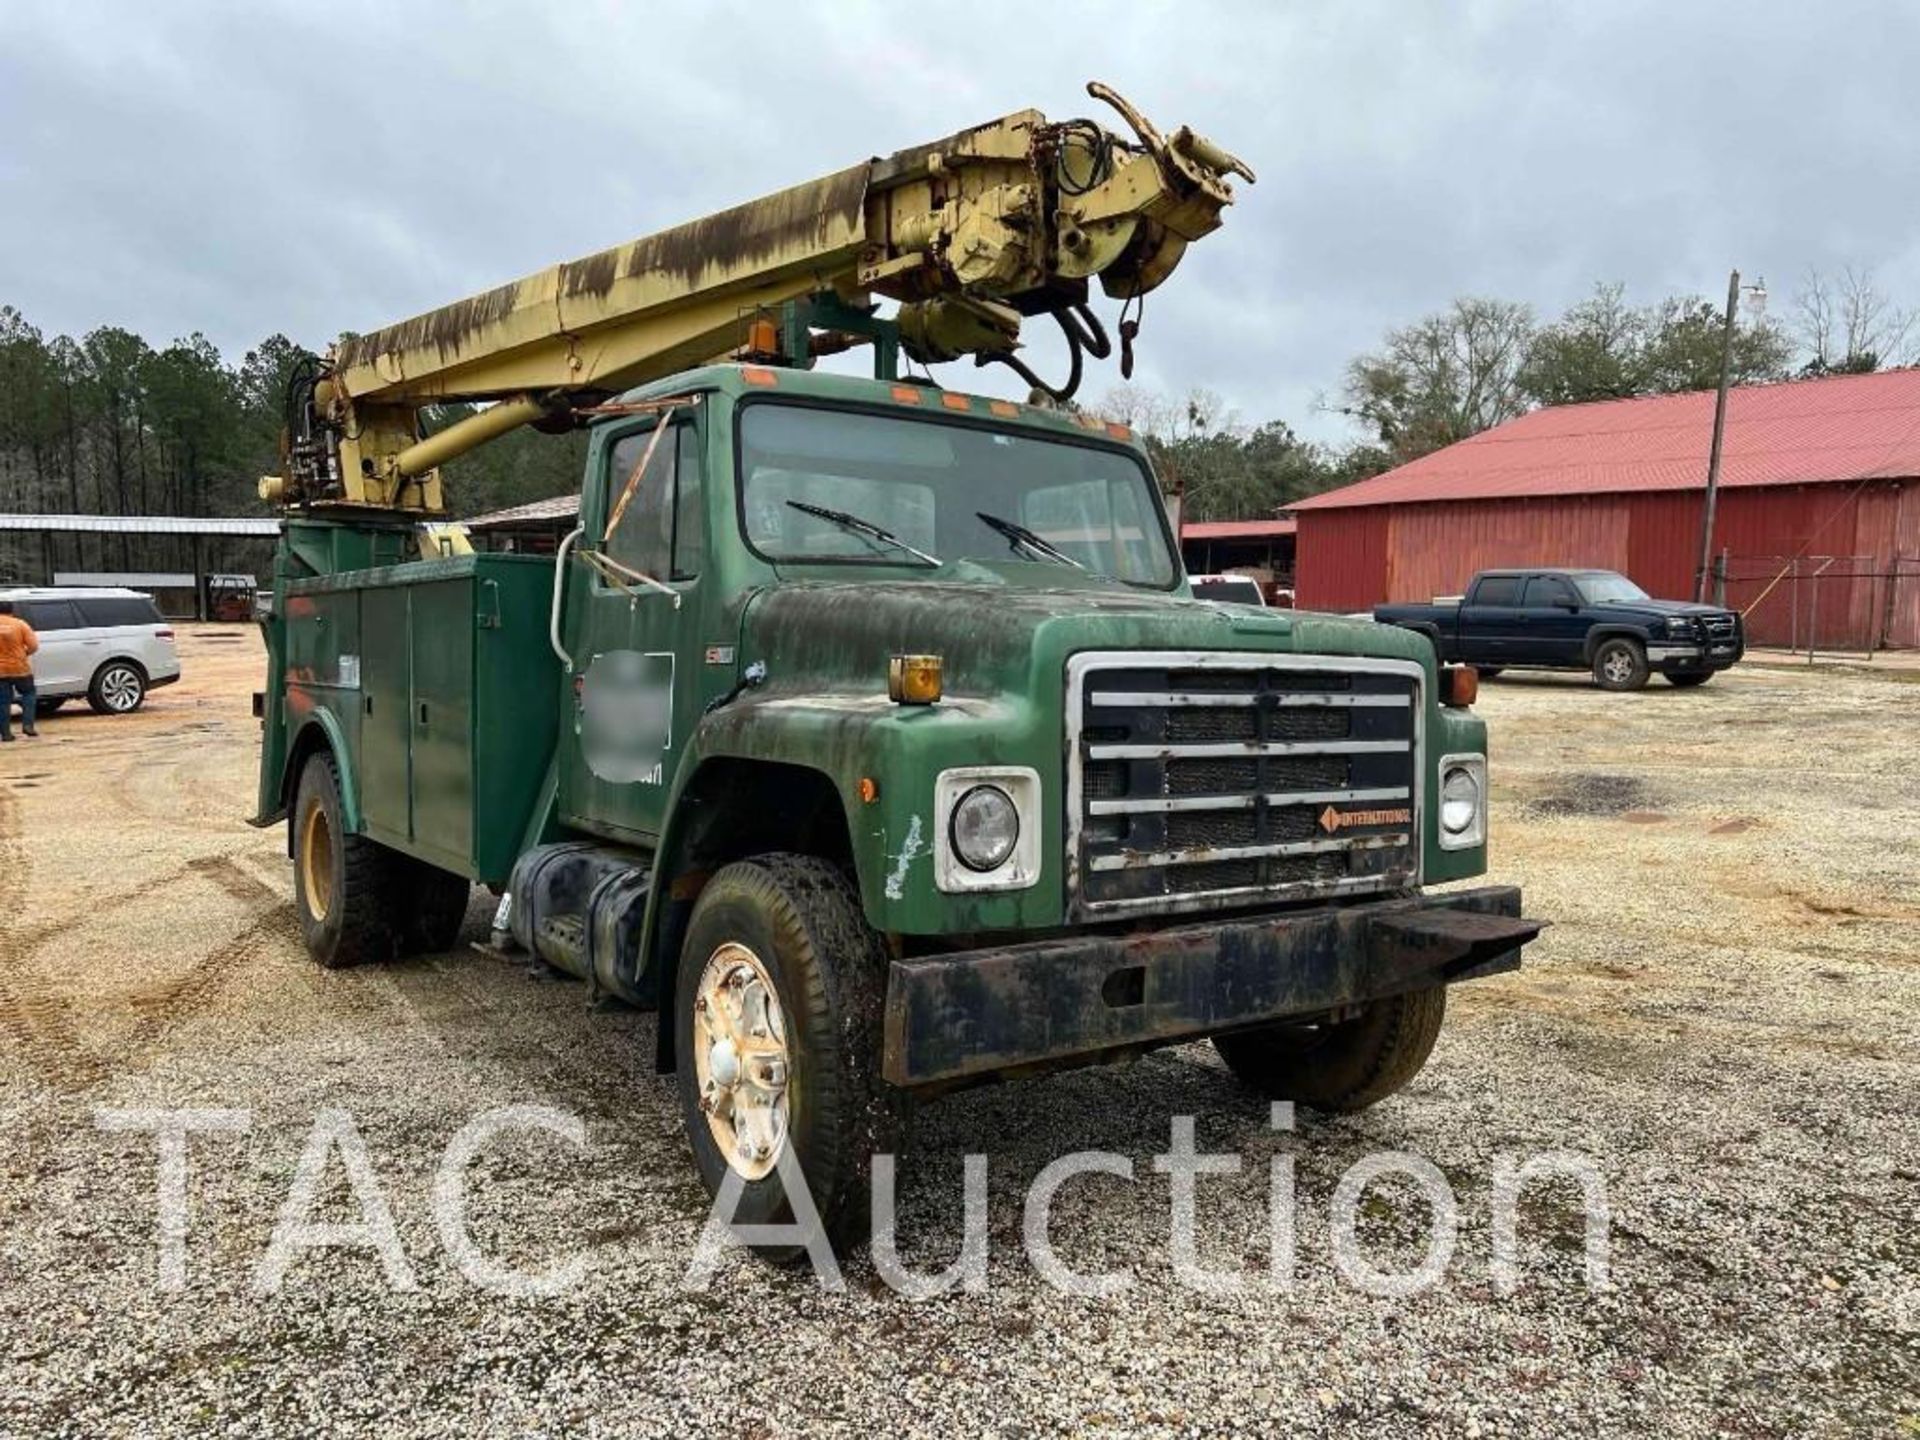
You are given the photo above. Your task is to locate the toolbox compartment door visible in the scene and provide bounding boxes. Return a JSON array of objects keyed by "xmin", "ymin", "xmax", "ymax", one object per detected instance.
[
  {"xmin": 359, "ymin": 587, "xmax": 412, "ymax": 842},
  {"xmin": 407, "ymin": 579, "xmax": 476, "ymax": 871}
]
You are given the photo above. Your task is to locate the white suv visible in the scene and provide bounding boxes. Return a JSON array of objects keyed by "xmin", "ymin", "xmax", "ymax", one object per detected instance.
[{"xmin": 0, "ymin": 587, "xmax": 182, "ymax": 715}]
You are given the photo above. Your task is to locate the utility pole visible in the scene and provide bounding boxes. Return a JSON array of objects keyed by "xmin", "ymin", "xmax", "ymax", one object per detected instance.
[{"xmin": 1696, "ymin": 269, "xmax": 1742, "ymax": 602}]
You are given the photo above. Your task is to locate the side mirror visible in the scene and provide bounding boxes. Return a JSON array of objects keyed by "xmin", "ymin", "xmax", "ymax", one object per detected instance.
[{"xmin": 1557, "ymin": 597, "xmax": 1581, "ymax": 611}]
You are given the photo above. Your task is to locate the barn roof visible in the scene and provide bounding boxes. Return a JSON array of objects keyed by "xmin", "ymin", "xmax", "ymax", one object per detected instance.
[
  {"xmin": 465, "ymin": 493, "xmax": 580, "ymax": 530},
  {"xmin": 1180, "ymin": 518, "xmax": 1296, "ymax": 540},
  {"xmin": 1291, "ymin": 367, "xmax": 1920, "ymax": 511},
  {"xmin": 0, "ymin": 513, "xmax": 280, "ymax": 535}
]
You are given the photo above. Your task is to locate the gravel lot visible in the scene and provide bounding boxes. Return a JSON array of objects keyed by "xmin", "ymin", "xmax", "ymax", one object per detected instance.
[{"xmin": 2, "ymin": 628, "xmax": 1916, "ymax": 1437}]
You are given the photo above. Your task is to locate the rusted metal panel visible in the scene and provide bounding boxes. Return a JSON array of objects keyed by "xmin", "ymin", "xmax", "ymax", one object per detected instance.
[
  {"xmin": 881, "ymin": 885, "xmax": 1538, "ymax": 1087},
  {"xmin": 1894, "ymin": 483, "xmax": 1920, "ymax": 648},
  {"xmin": 1382, "ymin": 497, "xmax": 1633, "ymax": 603},
  {"xmin": 1625, "ymin": 490, "xmax": 1700, "ymax": 597},
  {"xmin": 1712, "ymin": 483, "xmax": 1912, "ymax": 648},
  {"xmin": 1301, "ymin": 478, "xmax": 1920, "ymax": 649},
  {"xmin": 1293, "ymin": 507, "xmax": 1387, "ymax": 611}
]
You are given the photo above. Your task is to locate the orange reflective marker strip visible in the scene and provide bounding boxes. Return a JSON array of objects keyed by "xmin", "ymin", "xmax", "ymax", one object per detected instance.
[
  {"xmin": 940, "ymin": 392, "xmax": 971, "ymax": 411},
  {"xmin": 988, "ymin": 400, "xmax": 1019, "ymax": 417},
  {"xmin": 890, "ymin": 385, "xmax": 924, "ymax": 404},
  {"xmin": 741, "ymin": 366, "xmax": 779, "ymax": 387}
]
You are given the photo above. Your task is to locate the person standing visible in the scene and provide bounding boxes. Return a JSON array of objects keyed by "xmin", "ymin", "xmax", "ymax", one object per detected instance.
[{"xmin": 0, "ymin": 600, "xmax": 40, "ymax": 741}]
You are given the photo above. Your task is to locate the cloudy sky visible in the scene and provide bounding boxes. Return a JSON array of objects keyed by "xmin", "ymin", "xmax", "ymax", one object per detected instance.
[{"xmin": 3, "ymin": 0, "xmax": 1916, "ymax": 443}]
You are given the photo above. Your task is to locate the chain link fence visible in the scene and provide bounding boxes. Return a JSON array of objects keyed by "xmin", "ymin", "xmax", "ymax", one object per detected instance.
[{"xmin": 1716, "ymin": 552, "xmax": 1920, "ymax": 659}]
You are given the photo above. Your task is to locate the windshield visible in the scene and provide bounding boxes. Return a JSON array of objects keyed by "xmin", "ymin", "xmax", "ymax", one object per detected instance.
[
  {"xmin": 737, "ymin": 402, "xmax": 1176, "ymax": 587},
  {"xmin": 1576, "ymin": 572, "xmax": 1650, "ymax": 604}
]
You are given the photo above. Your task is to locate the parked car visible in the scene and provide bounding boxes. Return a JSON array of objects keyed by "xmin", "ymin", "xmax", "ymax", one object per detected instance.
[
  {"xmin": 0, "ymin": 587, "xmax": 181, "ymax": 714},
  {"xmin": 1374, "ymin": 568, "xmax": 1744, "ymax": 690},
  {"xmin": 1188, "ymin": 572, "xmax": 1267, "ymax": 606}
]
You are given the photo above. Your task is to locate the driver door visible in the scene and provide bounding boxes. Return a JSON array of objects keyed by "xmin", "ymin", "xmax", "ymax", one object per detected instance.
[{"xmin": 559, "ymin": 413, "xmax": 705, "ymax": 843}]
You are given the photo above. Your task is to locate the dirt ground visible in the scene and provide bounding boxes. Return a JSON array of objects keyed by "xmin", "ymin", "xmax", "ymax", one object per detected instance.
[{"xmin": 1, "ymin": 627, "xmax": 1916, "ymax": 1437}]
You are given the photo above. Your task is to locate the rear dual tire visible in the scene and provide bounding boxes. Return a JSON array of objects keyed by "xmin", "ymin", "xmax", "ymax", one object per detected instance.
[{"xmin": 292, "ymin": 752, "xmax": 470, "ymax": 968}]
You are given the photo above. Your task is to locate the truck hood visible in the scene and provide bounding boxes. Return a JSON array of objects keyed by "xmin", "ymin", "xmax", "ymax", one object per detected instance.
[
  {"xmin": 1594, "ymin": 598, "xmax": 1734, "ymax": 619},
  {"xmin": 739, "ymin": 572, "xmax": 1433, "ymax": 697}
]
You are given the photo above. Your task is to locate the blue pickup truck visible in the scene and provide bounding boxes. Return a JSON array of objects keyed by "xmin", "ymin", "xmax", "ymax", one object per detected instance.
[{"xmin": 1374, "ymin": 568, "xmax": 1744, "ymax": 690}]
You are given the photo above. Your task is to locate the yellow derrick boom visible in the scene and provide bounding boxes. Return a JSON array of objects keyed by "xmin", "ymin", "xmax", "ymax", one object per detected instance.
[{"xmin": 265, "ymin": 82, "xmax": 1251, "ymax": 513}]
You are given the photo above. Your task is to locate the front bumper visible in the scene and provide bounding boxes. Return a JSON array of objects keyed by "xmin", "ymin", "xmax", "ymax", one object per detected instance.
[
  {"xmin": 882, "ymin": 885, "xmax": 1541, "ymax": 1087},
  {"xmin": 1645, "ymin": 639, "xmax": 1743, "ymax": 671}
]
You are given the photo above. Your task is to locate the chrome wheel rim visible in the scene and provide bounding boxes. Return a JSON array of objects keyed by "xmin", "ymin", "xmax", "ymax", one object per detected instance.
[
  {"xmin": 691, "ymin": 941, "xmax": 790, "ymax": 1181},
  {"xmin": 1603, "ymin": 651, "xmax": 1632, "ymax": 683},
  {"xmin": 101, "ymin": 667, "xmax": 141, "ymax": 711}
]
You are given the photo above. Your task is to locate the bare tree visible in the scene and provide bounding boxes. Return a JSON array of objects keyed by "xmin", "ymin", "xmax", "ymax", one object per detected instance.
[
  {"xmin": 1093, "ymin": 383, "xmax": 1236, "ymax": 443},
  {"xmin": 1793, "ymin": 265, "xmax": 1915, "ymax": 371}
]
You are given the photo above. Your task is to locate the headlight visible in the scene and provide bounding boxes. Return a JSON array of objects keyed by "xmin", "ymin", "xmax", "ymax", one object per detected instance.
[
  {"xmin": 1665, "ymin": 616, "xmax": 1696, "ymax": 636},
  {"xmin": 1440, "ymin": 768, "xmax": 1479, "ymax": 833},
  {"xmin": 951, "ymin": 785, "xmax": 1019, "ymax": 872},
  {"xmin": 1437, "ymin": 755, "xmax": 1486, "ymax": 851},
  {"xmin": 934, "ymin": 767, "xmax": 1041, "ymax": 893}
]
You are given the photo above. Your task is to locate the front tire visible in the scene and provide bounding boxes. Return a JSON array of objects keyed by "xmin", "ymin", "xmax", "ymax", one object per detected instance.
[
  {"xmin": 674, "ymin": 854, "xmax": 897, "ymax": 1259},
  {"xmin": 1592, "ymin": 637, "xmax": 1649, "ymax": 691},
  {"xmin": 1213, "ymin": 987, "xmax": 1447, "ymax": 1112},
  {"xmin": 1665, "ymin": 671, "xmax": 1712, "ymax": 688},
  {"xmin": 87, "ymin": 661, "xmax": 146, "ymax": 714},
  {"xmin": 292, "ymin": 752, "xmax": 398, "ymax": 968}
]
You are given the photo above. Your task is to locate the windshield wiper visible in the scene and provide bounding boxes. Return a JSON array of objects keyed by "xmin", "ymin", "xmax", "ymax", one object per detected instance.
[
  {"xmin": 784, "ymin": 500, "xmax": 941, "ymax": 567},
  {"xmin": 975, "ymin": 511, "xmax": 1084, "ymax": 569}
]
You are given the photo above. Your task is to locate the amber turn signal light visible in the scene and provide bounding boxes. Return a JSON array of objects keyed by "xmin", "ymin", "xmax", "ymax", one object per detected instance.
[
  {"xmin": 888, "ymin": 654, "xmax": 943, "ymax": 705},
  {"xmin": 1440, "ymin": 665, "xmax": 1478, "ymax": 707}
]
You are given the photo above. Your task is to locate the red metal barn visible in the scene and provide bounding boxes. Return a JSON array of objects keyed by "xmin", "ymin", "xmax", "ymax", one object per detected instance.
[{"xmin": 1290, "ymin": 370, "xmax": 1920, "ymax": 650}]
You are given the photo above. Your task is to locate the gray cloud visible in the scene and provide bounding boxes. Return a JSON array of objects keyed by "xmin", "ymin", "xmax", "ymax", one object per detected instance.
[{"xmin": 3, "ymin": 0, "xmax": 1915, "ymax": 443}]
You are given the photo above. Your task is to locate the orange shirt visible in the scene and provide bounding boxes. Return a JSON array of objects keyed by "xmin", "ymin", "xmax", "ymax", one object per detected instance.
[{"xmin": 0, "ymin": 615, "xmax": 39, "ymax": 678}]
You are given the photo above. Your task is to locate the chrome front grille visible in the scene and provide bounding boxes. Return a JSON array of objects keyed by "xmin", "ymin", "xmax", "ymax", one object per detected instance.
[
  {"xmin": 1065, "ymin": 652, "xmax": 1423, "ymax": 918},
  {"xmin": 1703, "ymin": 613, "xmax": 1740, "ymax": 643}
]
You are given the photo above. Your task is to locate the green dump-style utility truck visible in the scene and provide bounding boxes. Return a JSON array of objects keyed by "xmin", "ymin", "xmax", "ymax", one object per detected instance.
[{"xmin": 253, "ymin": 87, "xmax": 1540, "ymax": 1247}]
